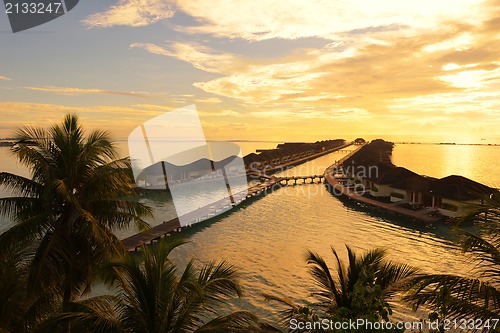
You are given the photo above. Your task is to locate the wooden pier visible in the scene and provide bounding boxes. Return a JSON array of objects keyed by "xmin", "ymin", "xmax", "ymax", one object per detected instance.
[
  {"xmin": 122, "ymin": 218, "xmax": 182, "ymax": 251},
  {"xmin": 122, "ymin": 174, "xmax": 325, "ymax": 251},
  {"xmin": 323, "ymin": 161, "xmax": 441, "ymax": 224},
  {"xmin": 122, "ymin": 143, "xmax": 353, "ymax": 251},
  {"xmin": 247, "ymin": 143, "xmax": 352, "ymax": 175}
]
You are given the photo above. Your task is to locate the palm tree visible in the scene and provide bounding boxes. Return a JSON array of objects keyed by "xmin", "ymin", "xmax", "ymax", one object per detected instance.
[
  {"xmin": 0, "ymin": 114, "xmax": 152, "ymax": 322},
  {"xmin": 405, "ymin": 192, "xmax": 500, "ymax": 325},
  {"xmin": 305, "ymin": 246, "xmax": 416, "ymax": 319},
  {"xmin": 266, "ymin": 245, "xmax": 416, "ymax": 332},
  {"xmin": 0, "ymin": 242, "xmax": 62, "ymax": 333},
  {"xmin": 38, "ymin": 239, "xmax": 265, "ymax": 333}
]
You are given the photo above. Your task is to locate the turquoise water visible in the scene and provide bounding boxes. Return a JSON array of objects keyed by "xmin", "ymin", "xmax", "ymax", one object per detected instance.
[{"xmin": 0, "ymin": 142, "xmax": 497, "ymax": 323}]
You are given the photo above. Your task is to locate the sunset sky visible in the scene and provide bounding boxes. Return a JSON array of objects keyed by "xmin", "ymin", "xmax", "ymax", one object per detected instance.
[{"xmin": 1, "ymin": 0, "xmax": 499, "ymax": 142}]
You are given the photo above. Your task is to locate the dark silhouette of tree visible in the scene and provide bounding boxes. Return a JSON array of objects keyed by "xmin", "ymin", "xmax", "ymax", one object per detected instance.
[
  {"xmin": 0, "ymin": 114, "xmax": 152, "ymax": 331},
  {"xmin": 38, "ymin": 239, "xmax": 267, "ymax": 333},
  {"xmin": 406, "ymin": 192, "xmax": 500, "ymax": 330},
  {"xmin": 266, "ymin": 245, "xmax": 416, "ymax": 332}
]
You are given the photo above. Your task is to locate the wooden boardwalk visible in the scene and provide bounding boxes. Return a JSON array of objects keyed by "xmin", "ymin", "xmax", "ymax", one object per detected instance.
[
  {"xmin": 122, "ymin": 218, "xmax": 181, "ymax": 251},
  {"xmin": 122, "ymin": 174, "xmax": 326, "ymax": 251},
  {"xmin": 122, "ymin": 143, "xmax": 353, "ymax": 251},
  {"xmin": 247, "ymin": 143, "xmax": 352, "ymax": 176},
  {"xmin": 123, "ymin": 143, "xmax": 443, "ymax": 251},
  {"xmin": 324, "ymin": 163, "xmax": 441, "ymax": 223}
]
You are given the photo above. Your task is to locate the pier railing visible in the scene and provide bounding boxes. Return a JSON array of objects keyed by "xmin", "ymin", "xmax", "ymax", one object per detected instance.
[
  {"xmin": 122, "ymin": 173, "xmax": 327, "ymax": 251},
  {"xmin": 122, "ymin": 143, "xmax": 371, "ymax": 251},
  {"xmin": 123, "ymin": 143, "xmax": 358, "ymax": 251},
  {"xmin": 322, "ymin": 145, "xmax": 442, "ymax": 223}
]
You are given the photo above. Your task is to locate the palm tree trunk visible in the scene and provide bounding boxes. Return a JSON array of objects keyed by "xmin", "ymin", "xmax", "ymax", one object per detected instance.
[
  {"xmin": 62, "ymin": 279, "xmax": 72, "ymax": 333},
  {"xmin": 62, "ymin": 253, "xmax": 73, "ymax": 333}
]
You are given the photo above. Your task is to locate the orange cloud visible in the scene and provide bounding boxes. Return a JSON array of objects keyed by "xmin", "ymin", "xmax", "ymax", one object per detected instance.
[
  {"xmin": 83, "ymin": 0, "xmax": 174, "ymax": 28},
  {"xmin": 174, "ymin": 0, "xmax": 487, "ymax": 41},
  {"xmin": 8, "ymin": 1, "xmax": 500, "ymax": 142},
  {"xmin": 130, "ymin": 42, "xmax": 248, "ymax": 74},
  {"xmin": 24, "ymin": 86, "xmax": 153, "ymax": 98},
  {"xmin": 134, "ymin": 9, "xmax": 500, "ymax": 124}
]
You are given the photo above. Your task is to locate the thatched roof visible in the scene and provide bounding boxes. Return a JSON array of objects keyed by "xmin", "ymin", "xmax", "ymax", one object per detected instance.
[{"xmin": 429, "ymin": 175, "xmax": 494, "ymax": 201}]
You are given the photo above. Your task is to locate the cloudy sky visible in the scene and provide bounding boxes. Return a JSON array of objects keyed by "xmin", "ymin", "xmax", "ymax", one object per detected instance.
[{"xmin": 1, "ymin": 0, "xmax": 499, "ymax": 142}]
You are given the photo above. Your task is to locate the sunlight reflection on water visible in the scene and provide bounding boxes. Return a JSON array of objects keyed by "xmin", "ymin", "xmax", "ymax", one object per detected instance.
[{"xmin": 0, "ymin": 143, "xmax": 495, "ymax": 323}]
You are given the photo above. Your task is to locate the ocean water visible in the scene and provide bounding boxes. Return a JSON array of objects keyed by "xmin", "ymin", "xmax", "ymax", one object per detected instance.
[
  {"xmin": 163, "ymin": 147, "xmax": 478, "ymax": 322},
  {"xmin": 392, "ymin": 143, "xmax": 500, "ymax": 187},
  {"xmin": 0, "ymin": 141, "xmax": 498, "ymax": 325}
]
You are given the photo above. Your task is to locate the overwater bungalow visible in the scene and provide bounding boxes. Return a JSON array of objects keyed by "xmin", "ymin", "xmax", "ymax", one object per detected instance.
[
  {"xmin": 244, "ymin": 153, "xmax": 264, "ymax": 170},
  {"xmin": 354, "ymin": 138, "xmax": 366, "ymax": 145},
  {"xmin": 363, "ymin": 163, "xmax": 395, "ymax": 192},
  {"xmin": 244, "ymin": 139, "xmax": 348, "ymax": 171},
  {"xmin": 370, "ymin": 167, "xmax": 419, "ymax": 199},
  {"xmin": 388, "ymin": 174, "xmax": 436, "ymax": 207},
  {"xmin": 258, "ymin": 150, "xmax": 280, "ymax": 166},
  {"xmin": 332, "ymin": 139, "xmax": 497, "ymax": 220},
  {"xmin": 136, "ymin": 159, "xmax": 214, "ymax": 189},
  {"xmin": 429, "ymin": 175, "xmax": 495, "ymax": 218}
]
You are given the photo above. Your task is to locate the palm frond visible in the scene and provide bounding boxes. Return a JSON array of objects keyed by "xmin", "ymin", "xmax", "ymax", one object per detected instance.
[
  {"xmin": 0, "ymin": 196, "xmax": 42, "ymax": 221},
  {"xmin": 37, "ymin": 296, "xmax": 123, "ymax": 333},
  {"xmin": 459, "ymin": 230, "xmax": 500, "ymax": 279},
  {"xmin": 406, "ymin": 273, "xmax": 500, "ymax": 319},
  {"xmin": 11, "ymin": 126, "xmax": 54, "ymax": 182},
  {"xmin": 0, "ymin": 114, "xmax": 157, "ymax": 332},
  {"xmin": 88, "ymin": 199, "xmax": 152, "ymax": 231},
  {"xmin": 197, "ymin": 261, "xmax": 244, "ymax": 301},
  {"xmin": 0, "ymin": 210, "xmax": 53, "ymax": 250},
  {"xmin": 377, "ymin": 261, "xmax": 419, "ymax": 295},
  {"xmin": 0, "ymin": 243, "xmax": 61, "ymax": 333},
  {"xmin": 263, "ymin": 294, "xmax": 307, "ymax": 329},
  {"xmin": 0, "ymin": 172, "xmax": 42, "ymax": 197},
  {"xmin": 305, "ymin": 250, "xmax": 340, "ymax": 310},
  {"xmin": 193, "ymin": 310, "xmax": 260, "ymax": 333}
]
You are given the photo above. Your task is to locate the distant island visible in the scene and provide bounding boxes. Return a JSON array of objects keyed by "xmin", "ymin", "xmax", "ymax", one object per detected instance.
[{"xmin": 395, "ymin": 141, "xmax": 500, "ymax": 146}]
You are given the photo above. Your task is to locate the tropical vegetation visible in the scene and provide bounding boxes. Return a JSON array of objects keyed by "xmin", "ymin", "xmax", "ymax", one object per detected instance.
[
  {"xmin": 0, "ymin": 114, "xmax": 270, "ymax": 333},
  {"xmin": 0, "ymin": 114, "xmax": 152, "ymax": 331},
  {"xmin": 3, "ymin": 113, "xmax": 500, "ymax": 332},
  {"xmin": 37, "ymin": 239, "xmax": 267, "ymax": 333},
  {"xmin": 405, "ymin": 193, "xmax": 500, "ymax": 332},
  {"xmin": 265, "ymin": 246, "xmax": 417, "ymax": 332}
]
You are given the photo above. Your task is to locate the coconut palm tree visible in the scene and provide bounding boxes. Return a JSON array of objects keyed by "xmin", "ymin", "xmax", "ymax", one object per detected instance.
[
  {"xmin": 265, "ymin": 245, "xmax": 416, "ymax": 332},
  {"xmin": 405, "ymin": 192, "xmax": 500, "ymax": 326},
  {"xmin": 305, "ymin": 246, "xmax": 416, "ymax": 319},
  {"xmin": 38, "ymin": 239, "xmax": 266, "ymax": 333},
  {"xmin": 0, "ymin": 114, "xmax": 152, "ymax": 323},
  {"xmin": 0, "ymin": 242, "xmax": 60, "ymax": 333}
]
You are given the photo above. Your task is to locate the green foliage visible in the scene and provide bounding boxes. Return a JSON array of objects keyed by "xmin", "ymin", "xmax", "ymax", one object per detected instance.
[
  {"xmin": 389, "ymin": 192, "xmax": 404, "ymax": 199},
  {"xmin": 0, "ymin": 114, "xmax": 153, "ymax": 330},
  {"xmin": 38, "ymin": 239, "xmax": 265, "ymax": 333},
  {"xmin": 438, "ymin": 202, "xmax": 458, "ymax": 212},
  {"xmin": 349, "ymin": 269, "xmax": 392, "ymax": 321},
  {"xmin": 0, "ymin": 243, "xmax": 60, "ymax": 333},
  {"xmin": 405, "ymin": 191, "xmax": 500, "ymax": 330},
  {"xmin": 265, "ymin": 245, "xmax": 417, "ymax": 332}
]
